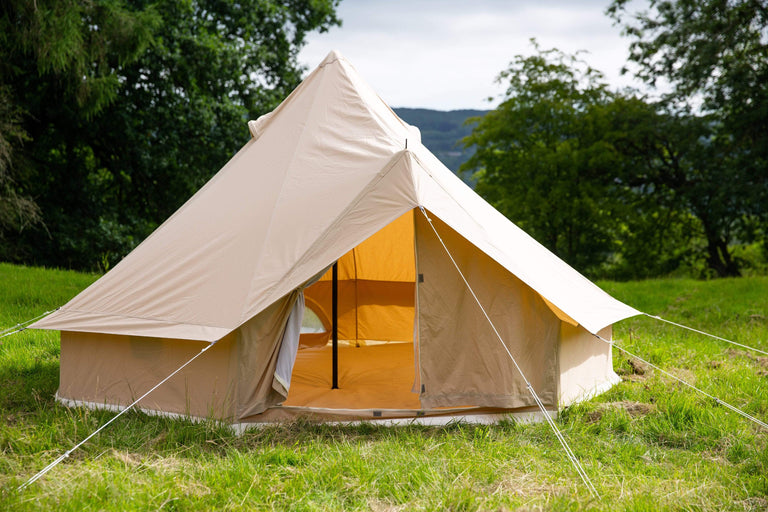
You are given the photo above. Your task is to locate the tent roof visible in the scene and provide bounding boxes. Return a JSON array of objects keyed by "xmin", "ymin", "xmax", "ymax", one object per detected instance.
[{"xmin": 32, "ymin": 51, "xmax": 639, "ymax": 340}]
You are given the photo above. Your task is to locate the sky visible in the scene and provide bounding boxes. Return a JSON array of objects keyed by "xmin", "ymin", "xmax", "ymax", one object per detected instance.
[{"xmin": 298, "ymin": 0, "xmax": 648, "ymax": 111}]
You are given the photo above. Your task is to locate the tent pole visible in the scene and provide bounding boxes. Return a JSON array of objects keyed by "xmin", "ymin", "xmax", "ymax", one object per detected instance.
[{"xmin": 331, "ymin": 261, "xmax": 339, "ymax": 389}]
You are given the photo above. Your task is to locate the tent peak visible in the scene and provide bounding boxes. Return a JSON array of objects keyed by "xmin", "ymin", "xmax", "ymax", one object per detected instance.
[{"xmin": 320, "ymin": 49, "xmax": 346, "ymax": 67}]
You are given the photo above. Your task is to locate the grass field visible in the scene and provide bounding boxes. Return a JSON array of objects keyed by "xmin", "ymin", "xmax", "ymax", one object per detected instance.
[{"xmin": 1, "ymin": 262, "xmax": 767, "ymax": 510}]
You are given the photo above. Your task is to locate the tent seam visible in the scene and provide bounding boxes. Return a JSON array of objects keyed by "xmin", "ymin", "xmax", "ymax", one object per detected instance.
[
  {"xmin": 50, "ymin": 308, "xmax": 231, "ymax": 331},
  {"xmin": 238, "ymin": 68, "xmax": 333, "ymax": 326},
  {"xmin": 337, "ymin": 63, "xmax": 408, "ymax": 148},
  {"xmin": 245, "ymin": 54, "xmax": 342, "ymax": 142}
]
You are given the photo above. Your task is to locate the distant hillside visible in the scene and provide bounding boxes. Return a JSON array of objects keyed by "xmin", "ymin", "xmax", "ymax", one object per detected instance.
[{"xmin": 394, "ymin": 108, "xmax": 488, "ymax": 176}]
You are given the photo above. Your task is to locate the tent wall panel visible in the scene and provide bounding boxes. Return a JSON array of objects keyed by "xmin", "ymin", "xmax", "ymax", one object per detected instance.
[
  {"xmin": 416, "ymin": 212, "xmax": 560, "ymax": 410},
  {"xmin": 316, "ymin": 210, "xmax": 415, "ymax": 283},
  {"xmin": 299, "ymin": 331, "xmax": 330, "ymax": 348},
  {"xmin": 58, "ymin": 331, "xmax": 237, "ymax": 419},
  {"xmin": 302, "ymin": 209, "xmax": 417, "ymax": 343},
  {"xmin": 558, "ymin": 324, "xmax": 618, "ymax": 406}
]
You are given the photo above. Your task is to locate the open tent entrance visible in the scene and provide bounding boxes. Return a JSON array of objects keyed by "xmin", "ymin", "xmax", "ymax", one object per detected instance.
[
  {"xmin": 282, "ymin": 210, "xmax": 420, "ymax": 412},
  {"xmin": 271, "ymin": 206, "xmax": 576, "ymax": 418}
]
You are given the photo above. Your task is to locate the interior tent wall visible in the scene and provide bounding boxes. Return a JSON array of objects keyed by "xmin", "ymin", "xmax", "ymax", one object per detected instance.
[
  {"xmin": 415, "ymin": 211, "xmax": 560, "ymax": 410},
  {"xmin": 58, "ymin": 331, "xmax": 238, "ymax": 419},
  {"xmin": 269, "ymin": 211, "xmax": 420, "ymax": 413},
  {"xmin": 303, "ymin": 210, "xmax": 416, "ymax": 344}
]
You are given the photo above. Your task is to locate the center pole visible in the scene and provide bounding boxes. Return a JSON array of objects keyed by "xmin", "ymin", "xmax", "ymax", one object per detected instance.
[{"xmin": 331, "ymin": 261, "xmax": 339, "ymax": 389}]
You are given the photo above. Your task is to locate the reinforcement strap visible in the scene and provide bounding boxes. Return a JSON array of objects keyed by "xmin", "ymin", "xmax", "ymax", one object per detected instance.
[
  {"xmin": 1, "ymin": 308, "xmax": 60, "ymax": 339},
  {"xmin": 18, "ymin": 340, "xmax": 218, "ymax": 491},
  {"xmin": 644, "ymin": 313, "xmax": 768, "ymax": 357},
  {"xmin": 593, "ymin": 333, "xmax": 768, "ymax": 431},
  {"xmin": 417, "ymin": 206, "xmax": 600, "ymax": 499}
]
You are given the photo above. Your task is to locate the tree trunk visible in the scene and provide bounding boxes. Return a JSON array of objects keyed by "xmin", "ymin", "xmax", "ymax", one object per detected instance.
[{"xmin": 705, "ymin": 236, "xmax": 741, "ymax": 277}]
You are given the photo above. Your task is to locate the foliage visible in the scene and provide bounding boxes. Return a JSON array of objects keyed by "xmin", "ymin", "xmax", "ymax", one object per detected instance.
[
  {"xmin": 461, "ymin": 43, "xmax": 627, "ymax": 275},
  {"xmin": 607, "ymin": 0, "xmax": 768, "ymax": 276},
  {"xmin": 1, "ymin": 263, "xmax": 768, "ymax": 509},
  {"xmin": 0, "ymin": 86, "xmax": 40, "ymax": 244},
  {"xmin": 464, "ymin": 39, "xmax": 768, "ymax": 278},
  {"xmin": 0, "ymin": 0, "xmax": 158, "ymax": 261},
  {"xmin": 0, "ymin": 0, "xmax": 160, "ymax": 267},
  {"xmin": 0, "ymin": 0, "xmax": 340, "ymax": 270},
  {"xmin": 601, "ymin": 97, "xmax": 764, "ymax": 277},
  {"xmin": 607, "ymin": 0, "xmax": 768, "ymax": 120}
]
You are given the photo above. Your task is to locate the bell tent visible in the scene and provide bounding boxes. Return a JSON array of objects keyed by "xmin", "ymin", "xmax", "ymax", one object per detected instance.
[{"xmin": 32, "ymin": 51, "xmax": 639, "ymax": 425}]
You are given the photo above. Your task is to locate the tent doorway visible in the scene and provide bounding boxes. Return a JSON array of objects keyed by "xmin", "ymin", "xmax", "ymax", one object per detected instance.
[{"xmin": 282, "ymin": 210, "xmax": 420, "ymax": 411}]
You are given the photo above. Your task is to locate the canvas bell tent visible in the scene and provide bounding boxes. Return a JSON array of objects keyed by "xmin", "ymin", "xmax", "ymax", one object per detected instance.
[{"xmin": 31, "ymin": 51, "xmax": 639, "ymax": 425}]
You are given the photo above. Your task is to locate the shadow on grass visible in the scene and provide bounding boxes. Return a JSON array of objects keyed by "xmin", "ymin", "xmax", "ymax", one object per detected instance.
[{"xmin": 0, "ymin": 359, "xmax": 59, "ymax": 412}]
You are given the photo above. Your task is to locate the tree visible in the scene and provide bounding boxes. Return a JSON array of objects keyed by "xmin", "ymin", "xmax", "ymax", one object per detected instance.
[
  {"xmin": 461, "ymin": 43, "xmax": 627, "ymax": 275},
  {"xmin": 601, "ymin": 97, "xmax": 755, "ymax": 277},
  {"xmin": 0, "ymin": 86, "xmax": 40, "ymax": 247},
  {"xmin": 1, "ymin": 0, "xmax": 340, "ymax": 269},
  {"xmin": 608, "ymin": 0, "xmax": 768, "ymax": 276},
  {"xmin": 461, "ymin": 41, "xmax": 757, "ymax": 278},
  {"xmin": 0, "ymin": 0, "xmax": 158, "ymax": 260},
  {"xmin": 0, "ymin": 0, "xmax": 160, "ymax": 264}
]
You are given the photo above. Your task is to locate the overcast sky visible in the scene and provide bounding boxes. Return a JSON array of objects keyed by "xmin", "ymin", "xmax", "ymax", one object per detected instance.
[{"xmin": 298, "ymin": 0, "xmax": 648, "ymax": 110}]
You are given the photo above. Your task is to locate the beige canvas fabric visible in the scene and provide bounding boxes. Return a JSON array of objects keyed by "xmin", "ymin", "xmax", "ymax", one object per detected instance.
[
  {"xmin": 33, "ymin": 50, "xmax": 640, "ymax": 422},
  {"xmin": 415, "ymin": 213, "xmax": 559, "ymax": 409},
  {"xmin": 57, "ymin": 331, "xmax": 238, "ymax": 419},
  {"xmin": 558, "ymin": 325, "xmax": 618, "ymax": 406},
  {"xmin": 236, "ymin": 292, "xmax": 299, "ymax": 418},
  {"xmin": 32, "ymin": 51, "xmax": 637, "ymax": 342}
]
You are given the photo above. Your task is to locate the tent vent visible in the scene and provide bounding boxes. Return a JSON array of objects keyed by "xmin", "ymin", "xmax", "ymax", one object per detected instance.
[
  {"xmin": 421, "ymin": 384, "xmax": 425, "ymax": 393},
  {"xmin": 373, "ymin": 410, "xmax": 382, "ymax": 417},
  {"xmin": 418, "ymin": 273, "xmax": 424, "ymax": 283}
]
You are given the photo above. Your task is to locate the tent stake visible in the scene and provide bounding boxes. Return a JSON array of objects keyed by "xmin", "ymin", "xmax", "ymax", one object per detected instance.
[{"xmin": 332, "ymin": 261, "xmax": 339, "ymax": 389}]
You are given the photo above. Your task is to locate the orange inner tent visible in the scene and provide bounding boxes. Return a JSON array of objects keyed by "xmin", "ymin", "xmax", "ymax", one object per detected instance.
[{"xmin": 283, "ymin": 210, "xmax": 419, "ymax": 410}]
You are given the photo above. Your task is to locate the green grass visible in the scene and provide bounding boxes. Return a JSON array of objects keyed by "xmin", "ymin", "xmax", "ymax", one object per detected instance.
[{"xmin": 1, "ymin": 263, "xmax": 767, "ymax": 510}]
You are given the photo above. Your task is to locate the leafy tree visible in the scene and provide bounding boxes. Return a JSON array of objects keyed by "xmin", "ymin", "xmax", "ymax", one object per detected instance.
[
  {"xmin": 0, "ymin": 0, "xmax": 160, "ymax": 265},
  {"xmin": 0, "ymin": 86, "xmax": 40, "ymax": 245},
  {"xmin": 0, "ymin": 0, "xmax": 158, "ymax": 261},
  {"xmin": 1, "ymin": 0, "xmax": 340, "ymax": 269},
  {"xmin": 461, "ymin": 43, "xmax": 626, "ymax": 275},
  {"xmin": 600, "ymin": 97, "xmax": 755, "ymax": 277},
  {"xmin": 461, "ymin": 41, "xmax": 758, "ymax": 278},
  {"xmin": 608, "ymin": 0, "xmax": 768, "ymax": 276}
]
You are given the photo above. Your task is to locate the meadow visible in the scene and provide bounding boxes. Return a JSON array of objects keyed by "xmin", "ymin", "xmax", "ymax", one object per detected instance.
[{"xmin": 0, "ymin": 262, "xmax": 766, "ymax": 511}]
